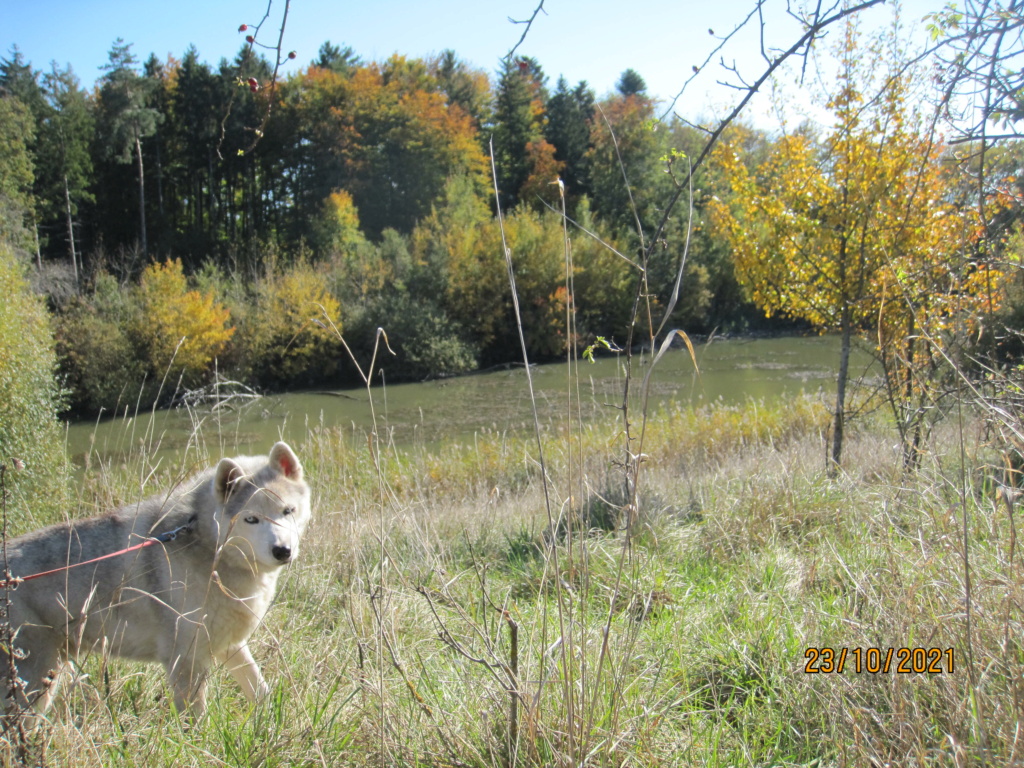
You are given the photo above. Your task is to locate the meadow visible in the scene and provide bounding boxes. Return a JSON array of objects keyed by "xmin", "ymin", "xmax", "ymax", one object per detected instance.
[{"xmin": 6, "ymin": 387, "xmax": 1018, "ymax": 767}]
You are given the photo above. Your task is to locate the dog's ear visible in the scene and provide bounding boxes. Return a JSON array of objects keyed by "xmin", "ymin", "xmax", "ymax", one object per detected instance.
[
  {"xmin": 214, "ymin": 458, "xmax": 246, "ymax": 503},
  {"xmin": 269, "ymin": 442, "xmax": 303, "ymax": 482}
]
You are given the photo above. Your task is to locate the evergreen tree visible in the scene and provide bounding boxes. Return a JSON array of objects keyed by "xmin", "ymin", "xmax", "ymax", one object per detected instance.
[
  {"xmin": 0, "ymin": 47, "xmax": 46, "ymax": 122},
  {"xmin": 225, "ymin": 46, "xmax": 282, "ymax": 250},
  {"xmin": 38, "ymin": 64, "xmax": 94, "ymax": 286},
  {"xmin": 0, "ymin": 95, "xmax": 36, "ymax": 249},
  {"xmin": 492, "ymin": 57, "xmax": 548, "ymax": 209},
  {"xmin": 171, "ymin": 47, "xmax": 228, "ymax": 255},
  {"xmin": 313, "ymin": 41, "xmax": 361, "ymax": 76},
  {"xmin": 544, "ymin": 76, "xmax": 595, "ymax": 203},
  {"xmin": 2, "ymin": 48, "xmax": 48, "ymax": 261},
  {"xmin": 141, "ymin": 53, "xmax": 174, "ymax": 253},
  {"xmin": 432, "ymin": 50, "xmax": 492, "ymax": 131},
  {"xmin": 96, "ymin": 39, "xmax": 161, "ymax": 256},
  {"xmin": 616, "ymin": 68, "xmax": 647, "ymax": 97}
]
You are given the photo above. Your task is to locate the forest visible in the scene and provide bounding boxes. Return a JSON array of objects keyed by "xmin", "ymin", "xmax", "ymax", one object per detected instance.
[{"xmin": 0, "ymin": 11, "xmax": 1020, "ymax": 422}]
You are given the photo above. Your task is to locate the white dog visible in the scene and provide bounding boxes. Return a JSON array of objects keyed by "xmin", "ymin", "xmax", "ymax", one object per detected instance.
[{"xmin": 0, "ymin": 441, "xmax": 311, "ymax": 718}]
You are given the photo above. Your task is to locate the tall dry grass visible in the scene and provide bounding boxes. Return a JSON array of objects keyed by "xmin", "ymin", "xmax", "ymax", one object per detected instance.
[{"xmin": 3, "ymin": 393, "xmax": 1017, "ymax": 766}]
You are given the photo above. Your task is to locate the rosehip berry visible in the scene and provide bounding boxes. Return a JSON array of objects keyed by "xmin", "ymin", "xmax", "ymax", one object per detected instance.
[
  {"xmin": 238, "ymin": 23, "xmax": 248, "ymax": 32},
  {"xmin": 246, "ymin": 35, "xmax": 255, "ymax": 43},
  {"xmin": 288, "ymin": 51, "xmax": 296, "ymax": 60},
  {"xmin": 247, "ymin": 77, "xmax": 259, "ymax": 89}
]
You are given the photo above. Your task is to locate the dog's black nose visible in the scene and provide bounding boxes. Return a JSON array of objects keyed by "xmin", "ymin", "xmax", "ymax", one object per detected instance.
[{"xmin": 272, "ymin": 545, "xmax": 291, "ymax": 563}]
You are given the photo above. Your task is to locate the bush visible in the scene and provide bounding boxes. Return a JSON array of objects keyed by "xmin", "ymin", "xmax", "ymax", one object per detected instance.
[
  {"xmin": 133, "ymin": 258, "xmax": 235, "ymax": 386},
  {"xmin": 0, "ymin": 238, "xmax": 69, "ymax": 528},
  {"xmin": 56, "ymin": 271, "xmax": 151, "ymax": 415},
  {"xmin": 57, "ymin": 263, "xmax": 236, "ymax": 415},
  {"xmin": 58, "ymin": 302, "xmax": 150, "ymax": 415},
  {"xmin": 358, "ymin": 294, "xmax": 478, "ymax": 382},
  {"xmin": 237, "ymin": 258, "xmax": 343, "ymax": 389}
]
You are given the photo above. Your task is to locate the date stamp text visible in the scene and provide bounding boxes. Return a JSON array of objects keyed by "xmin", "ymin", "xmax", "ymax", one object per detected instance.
[{"xmin": 804, "ymin": 647, "xmax": 954, "ymax": 674}]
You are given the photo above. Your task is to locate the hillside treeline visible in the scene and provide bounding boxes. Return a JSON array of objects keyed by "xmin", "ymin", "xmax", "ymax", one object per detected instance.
[
  {"xmin": 0, "ymin": 39, "xmax": 762, "ymax": 415},
  {"xmin": 0, "ymin": 34, "xmax": 1020, "ymax": 418}
]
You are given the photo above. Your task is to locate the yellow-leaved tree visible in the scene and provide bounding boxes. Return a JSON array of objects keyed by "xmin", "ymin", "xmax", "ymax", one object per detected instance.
[
  {"xmin": 134, "ymin": 258, "xmax": 234, "ymax": 385},
  {"xmin": 709, "ymin": 17, "xmax": 1000, "ymax": 469},
  {"xmin": 243, "ymin": 258, "xmax": 342, "ymax": 388}
]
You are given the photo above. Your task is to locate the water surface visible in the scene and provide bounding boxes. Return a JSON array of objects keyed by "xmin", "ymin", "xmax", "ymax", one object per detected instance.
[{"xmin": 65, "ymin": 335, "xmax": 872, "ymax": 467}]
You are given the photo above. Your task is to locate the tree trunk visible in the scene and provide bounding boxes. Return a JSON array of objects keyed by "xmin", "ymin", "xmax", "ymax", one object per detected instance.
[
  {"xmin": 155, "ymin": 139, "xmax": 164, "ymax": 218},
  {"xmin": 831, "ymin": 306, "xmax": 853, "ymax": 475},
  {"xmin": 208, "ymin": 147, "xmax": 216, "ymax": 243},
  {"xmin": 63, "ymin": 174, "xmax": 78, "ymax": 290},
  {"xmin": 901, "ymin": 317, "xmax": 918, "ymax": 470},
  {"xmin": 135, "ymin": 134, "xmax": 147, "ymax": 257},
  {"xmin": 244, "ymin": 158, "xmax": 251, "ymax": 239},
  {"xmin": 33, "ymin": 221, "xmax": 41, "ymax": 270}
]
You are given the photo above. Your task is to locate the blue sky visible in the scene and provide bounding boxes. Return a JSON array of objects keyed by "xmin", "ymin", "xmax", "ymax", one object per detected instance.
[{"xmin": 2, "ymin": 0, "xmax": 940, "ymax": 127}]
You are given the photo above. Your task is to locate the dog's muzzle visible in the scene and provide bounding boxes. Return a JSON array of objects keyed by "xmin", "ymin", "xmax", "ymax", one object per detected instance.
[{"xmin": 271, "ymin": 545, "xmax": 292, "ymax": 563}]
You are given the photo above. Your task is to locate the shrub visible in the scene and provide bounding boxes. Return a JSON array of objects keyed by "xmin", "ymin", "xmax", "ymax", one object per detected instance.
[
  {"xmin": 239, "ymin": 258, "xmax": 343, "ymax": 388},
  {"xmin": 56, "ymin": 271, "xmax": 152, "ymax": 415},
  {"xmin": 0, "ymin": 238, "xmax": 69, "ymax": 527},
  {"xmin": 58, "ymin": 303, "xmax": 150, "ymax": 415},
  {"xmin": 358, "ymin": 293, "xmax": 477, "ymax": 382},
  {"xmin": 133, "ymin": 258, "xmax": 235, "ymax": 386}
]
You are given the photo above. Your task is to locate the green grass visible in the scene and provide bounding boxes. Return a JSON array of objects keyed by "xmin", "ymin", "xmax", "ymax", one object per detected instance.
[{"xmin": 6, "ymin": 394, "xmax": 1021, "ymax": 766}]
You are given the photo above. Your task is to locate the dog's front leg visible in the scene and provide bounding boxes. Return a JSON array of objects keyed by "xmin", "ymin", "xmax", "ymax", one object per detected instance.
[
  {"xmin": 219, "ymin": 642, "xmax": 270, "ymax": 703},
  {"xmin": 167, "ymin": 656, "xmax": 209, "ymax": 719}
]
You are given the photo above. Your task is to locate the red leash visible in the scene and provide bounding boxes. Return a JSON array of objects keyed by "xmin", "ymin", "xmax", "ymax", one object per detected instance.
[{"xmin": 0, "ymin": 519, "xmax": 195, "ymax": 589}]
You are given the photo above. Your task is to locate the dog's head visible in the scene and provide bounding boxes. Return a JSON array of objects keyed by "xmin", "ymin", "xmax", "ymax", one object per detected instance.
[{"xmin": 212, "ymin": 442, "xmax": 312, "ymax": 571}]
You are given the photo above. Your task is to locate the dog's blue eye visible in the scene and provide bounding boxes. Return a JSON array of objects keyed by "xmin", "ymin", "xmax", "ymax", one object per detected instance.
[{"xmin": 244, "ymin": 515, "xmax": 259, "ymax": 524}]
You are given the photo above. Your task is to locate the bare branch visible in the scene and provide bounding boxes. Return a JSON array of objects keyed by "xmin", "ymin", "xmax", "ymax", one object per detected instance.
[
  {"xmin": 216, "ymin": 0, "xmax": 293, "ymax": 159},
  {"xmin": 659, "ymin": 1, "xmax": 765, "ymax": 120},
  {"xmin": 505, "ymin": 1, "xmax": 547, "ymax": 62},
  {"xmin": 648, "ymin": 0, "xmax": 886, "ymax": 264},
  {"xmin": 931, "ymin": 0, "xmax": 1024, "ymax": 143}
]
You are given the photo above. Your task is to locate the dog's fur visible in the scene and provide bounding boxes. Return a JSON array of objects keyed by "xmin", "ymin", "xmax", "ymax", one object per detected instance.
[{"xmin": 0, "ymin": 442, "xmax": 311, "ymax": 718}]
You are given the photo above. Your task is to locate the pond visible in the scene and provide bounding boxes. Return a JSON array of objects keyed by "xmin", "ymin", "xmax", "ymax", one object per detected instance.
[{"xmin": 63, "ymin": 334, "xmax": 874, "ymax": 468}]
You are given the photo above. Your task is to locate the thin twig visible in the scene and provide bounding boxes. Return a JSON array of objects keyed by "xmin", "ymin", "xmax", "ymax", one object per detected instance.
[
  {"xmin": 489, "ymin": 135, "xmax": 575, "ymax": 764},
  {"xmin": 505, "ymin": 1, "xmax": 547, "ymax": 62}
]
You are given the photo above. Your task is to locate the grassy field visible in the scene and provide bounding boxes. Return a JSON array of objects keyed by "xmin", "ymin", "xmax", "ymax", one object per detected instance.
[{"xmin": 4, "ymin": 392, "xmax": 1022, "ymax": 767}]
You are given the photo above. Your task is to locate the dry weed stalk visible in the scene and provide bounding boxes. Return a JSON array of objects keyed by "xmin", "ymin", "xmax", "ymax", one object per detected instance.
[{"xmin": 0, "ymin": 459, "xmax": 38, "ymax": 765}]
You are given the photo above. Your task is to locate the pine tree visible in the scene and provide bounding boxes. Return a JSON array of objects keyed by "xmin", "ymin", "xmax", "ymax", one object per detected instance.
[
  {"xmin": 172, "ymin": 46, "xmax": 227, "ymax": 251},
  {"xmin": 544, "ymin": 76, "xmax": 595, "ymax": 202},
  {"xmin": 141, "ymin": 53, "xmax": 174, "ymax": 252},
  {"xmin": 38, "ymin": 64, "xmax": 94, "ymax": 286},
  {"xmin": 615, "ymin": 68, "xmax": 647, "ymax": 97},
  {"xmin": 492, "ymin": 57, "xmax": 548, "ymax": 209},
  {"xmin": 220, "ymin": 46, "xmax": 274, "ymax": 250},
  {"xmin": 313, "ymin": 41, "xmax": 361, "ymax": 76},
  {"xmin": 96, "ymin": 39, "xmax": 161, "ymax": 256},
  {"xmin": 0, "ymin": 47, "xmax": 46, "ymax": 122}
]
